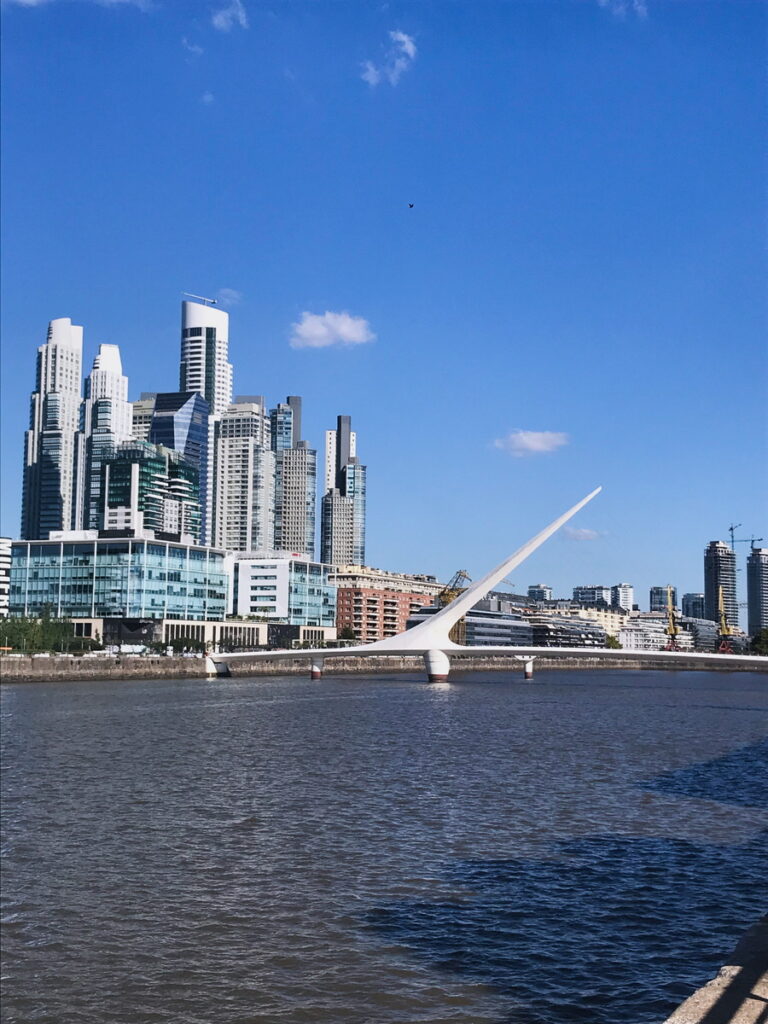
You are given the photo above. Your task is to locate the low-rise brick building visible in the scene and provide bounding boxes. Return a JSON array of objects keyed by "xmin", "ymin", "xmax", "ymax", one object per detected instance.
[{"xmin": 330, "ymin": 565, "xmax": 444, "ymax": 644}]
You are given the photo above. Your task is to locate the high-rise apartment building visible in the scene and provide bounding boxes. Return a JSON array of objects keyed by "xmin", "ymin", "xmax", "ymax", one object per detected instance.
[
  {"xmin": 320, "ymin": 415, "xmax": 367, "ymax": 565},
  {"xmin": 274, "ymin": 444, "xmax": 316, "ymax": 557},
  {"xmin": 610, "ymin": 583, "xmax": 634, "ymax": 612},
  {"xmin": 682, "ymin": 593, "xmax": 705, "ymax": 619},
  {"xmin": 179, "ymin": 301, "xmax": 233, "ymax": 417},
  {"xmin": 704, "ymin": 541, "xmax": 738, "ymax": 628},
  {"xmin": 149, "ymin": 392, "xmax": 210, "ymax": 541},
  {"xmin": 214, "ymin": 400, "xmax": 275, "ymax": 552},
  {"xmin": 747, "ymin": 548, "xmax": 768, "ymax": 637},
  {"xmin": 77, "ymin": 344, "xmax": 133, "ymax": 529},
  {"xmin": 650, "ymin": 586, "xmax": 676, "ymax": 613},
  {"xmin": 527, "ymin": 584, "xmax": 553, "ymax": 602},
  {"xmin": 101, "ymin": 440, "xmax": 202, "ymax": 542},
  {"xmin": 131, "ymin": 394, "xmax": 156, "ymax": 441},
  {"xmin": 572, "ymin": 585, "xmax": 611, "ymax": 607},
  {"xmin": 22, "ymin": 317, "xmax": 84, "ymax": 539}
]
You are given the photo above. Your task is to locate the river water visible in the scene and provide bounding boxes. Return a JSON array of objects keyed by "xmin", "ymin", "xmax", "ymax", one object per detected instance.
[{"xmin": 2, "ymin": 670, "xmax": 767, "ymax": 1024}]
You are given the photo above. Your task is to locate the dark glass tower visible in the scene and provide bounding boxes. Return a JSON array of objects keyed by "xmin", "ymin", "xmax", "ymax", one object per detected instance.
[
  {"xmin": 747, "ymin": 548, "xmax": 768, "ymax": 637},
  {"xmin": 149, "ymin": 392, "xmax": 209, "ymax": 539},
  {"xmin": 703, "ymin": 541, "xmax": 738, "ymax": 628}
]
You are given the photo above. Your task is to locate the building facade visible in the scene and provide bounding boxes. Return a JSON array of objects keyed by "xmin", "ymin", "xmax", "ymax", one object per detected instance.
[
  {"xmin": 274, "ymin": 444, "xmax": 317, "ymax": 557},
  {"xmin": 131, "ymin": 394, "xmax": 156, "ymax": 441},
  {"xmin": 650, "ymin": 586, "xmax": 677, "ymax": 613},
  {"xmin": 682, "ymin": 593, "xmax": 705, "ymax": 619},
  {"xmin": 407, "ymin": 604, "xmax": 534, "ymax": 647},
  {"xmin": 572, "ymin": 585, "xmax": 611, "ymax": 607},
  {"xmin": 77, "ymin": 344, "xmax": 133, "ymax": 529},
  {"xmin": 610, "ymin": 583, "xmax": 634, "ymax": 612},
  {"xmin": 0, "ymin": 537, "xmax": 11, "ymax": 618},
  {"xmin": 228, "ymin": 554, "xmax": 336, "ymax": 628},
  {"xmin": 214, "ymin": 400, "xmax": 275, "ymax": 552},
  {"xmin": 320, "ymin": 415, "xmax": 367, "ymax": 565},
  {"xmin": 527, "ymin": 584, "xmax": 552, "ymax": 602},
  {"xmin": 149, "ymin": 392, "xmax": 210, "ymax": 541},
  {"xmin": 10, "ymin": 533, "xmax": 227, "ymax": 621},
  {"xmin": 747, "ymin": 548, "xmax": 768, "ymax": 637},
  {"xmin": 179, "ymin": 301, "xmax": 233, "ymax": 417},
  {"xmin": 22, "ymin": 317, "xmax": 84, "ymax": 539},
  {"xmin": 704, "ymin": 541, "xmax": 738, "ymax": 627},
  {"xmin": 331, "ymin": 565, "xmax": 442, "ymax": 644}
]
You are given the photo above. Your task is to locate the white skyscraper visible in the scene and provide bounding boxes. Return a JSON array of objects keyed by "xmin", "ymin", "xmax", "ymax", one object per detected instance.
[
  {"xmin": 22, "ymin": 317, "xmax": 83, "ymax": 538},
  {"xmin": 179, "ymin": 300, "xmax": 233, "ymax": 416},
  {"xmin": 214, "ymin": 400, "xmax": 275, "ymax": 552},
  {"xmin": 76, "ymin": 344, "xmax": 133, "ymax": 529}
]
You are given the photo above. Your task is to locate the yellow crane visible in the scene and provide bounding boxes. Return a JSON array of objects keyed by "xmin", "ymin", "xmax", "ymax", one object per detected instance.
[
  {"xmin": 717, "ymin": 585, "xmax": 734, "ymax": 654},
  {"xmin": 664, "ymin": 585, "xmax": 681, "ymax": 651},
  {"xmin": 438, "ymin": 570, "xmax": 471, "ymax": 644}
]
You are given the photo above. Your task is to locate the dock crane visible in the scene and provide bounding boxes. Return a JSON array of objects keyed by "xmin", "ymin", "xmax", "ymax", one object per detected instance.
[
  {"xmin": 717, "ymin": 585, "xmax": 734, "ymax": 654},
  {"xmin": 664, "ymin": 585, "xmax": 681, "ymax": 651},
  {"xmin": 437, "ymin": 570, "xmax": 472, "ymax": 644}
]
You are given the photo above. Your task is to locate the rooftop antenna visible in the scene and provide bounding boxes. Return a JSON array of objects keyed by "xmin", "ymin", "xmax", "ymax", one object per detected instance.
[{"xmin": 182, "ymin": 292, "xmax": 218, "ymax": 306}]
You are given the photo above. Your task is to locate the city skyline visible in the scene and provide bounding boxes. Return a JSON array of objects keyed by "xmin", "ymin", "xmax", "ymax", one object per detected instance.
[{"xmin": 2, "ymin": 0, "xmax": 765, "ymax": 604}]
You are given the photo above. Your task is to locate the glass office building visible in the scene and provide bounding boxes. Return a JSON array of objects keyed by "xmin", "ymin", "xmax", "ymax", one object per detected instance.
[
  {"xmin": 149, "ymin": 392, "xmax": 210, "ymax": 539},
  {"xmin": 10, "ymin": 537, "xmax": 227, "ymax": 620}
]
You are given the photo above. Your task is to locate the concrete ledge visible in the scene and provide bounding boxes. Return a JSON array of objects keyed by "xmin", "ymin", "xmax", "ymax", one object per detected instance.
[{"xmin": 664, "ymin": 916, "xmax": 768, "ymax": 1024}]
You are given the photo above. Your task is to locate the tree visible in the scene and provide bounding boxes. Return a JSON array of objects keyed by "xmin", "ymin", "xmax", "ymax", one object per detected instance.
[
  {"xmin": 605, "ymin": 634, "xmax": 622, "ymax": 650},
  {"xmin": 338, "ymin": 627, "xmax": 357, "ymax": 641},
  {"xmin": 751, "ymin": 629, "xmax": 768, "ymax": 656}
]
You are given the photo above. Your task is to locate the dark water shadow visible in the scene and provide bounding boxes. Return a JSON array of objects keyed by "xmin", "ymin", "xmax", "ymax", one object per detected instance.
[{"xmin": 364, "ymin": 741, "xmax": 768, "ymax": 1024}]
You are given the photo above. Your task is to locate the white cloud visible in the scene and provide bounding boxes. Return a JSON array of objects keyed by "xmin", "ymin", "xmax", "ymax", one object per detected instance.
[
  {"xmin": 217, "ymin": 287, "xmax": 242, "ymax": 306},
  {"xmin": 289, "ymin": 311, "xmax": 376, "ymax": 350},
  {"xmin": 361, "ymin": 29, "xmax": 417, "ymax": 87},
  {"xmin": 493, "ymin": 429, "xmax": 570, "ymax": 457},
  {"xmin": 211, "ymin": 0, "xmax": 248, "ymax": 32},
  {"xmin": 597, "ymin": 0, "xmax": 648, "ymax": 18},
  {"xmin": 182, "ymin": 36, "xmax": 204, "ymax": 56},
  {"xmin": 563, "ymin": 526, "xmax": 603, "ymax": 542},
  {"xmin": 201, "ymin": 91, "xmax": 215, "ymax": 104}
]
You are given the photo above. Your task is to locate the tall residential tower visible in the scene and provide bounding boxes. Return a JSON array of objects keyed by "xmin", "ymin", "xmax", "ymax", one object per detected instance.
[
  {"xmin": 320, "ymin": 414, "xmax": 367, "ymax": 565},
  {"xmin": 747, "ymin": 548, "xmax": 768, "ymax": 637},
  {"xmin": 704, "ymin": 541, "xmax": 738, "ymax": 628}
]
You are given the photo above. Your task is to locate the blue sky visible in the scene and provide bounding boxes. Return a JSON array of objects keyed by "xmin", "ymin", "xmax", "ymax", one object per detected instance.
[{"xmin": 1, "ymin": 0, "xmax": 766, "ymax": 612}]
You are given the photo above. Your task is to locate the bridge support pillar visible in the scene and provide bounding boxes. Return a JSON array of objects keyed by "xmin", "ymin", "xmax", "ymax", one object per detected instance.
[
  {"xmin": 514, "ymin": 655, "xmax": 536, "ymax": 680},
  {"xmin": 206, "ymin": 657, "xmax": 231, "ymax": 678},
  {"xmin": 424, "ymin": 649, "xmax": 450, "ymax": 683},
  {"xmin": 310, "ymin": 657, "xmax": 324, "ymax": 681}
]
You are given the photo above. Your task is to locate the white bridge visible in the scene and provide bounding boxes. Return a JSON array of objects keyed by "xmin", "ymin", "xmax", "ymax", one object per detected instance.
[{"xmin": 208, "ymin": 488, "xmax": 768, "ymax": 680}]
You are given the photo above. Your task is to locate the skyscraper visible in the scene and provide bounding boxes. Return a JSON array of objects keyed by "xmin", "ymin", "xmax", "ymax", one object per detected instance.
[
  {"xmin": 149, "ymin": 392, "xmax": 210, "ymax": 540},
  {"xmin": 704, "ymin": 541, "xmax": 738, "ymax": 628},
  {"xmin": 214, "ymin": 399, "xmax": 275, "ymax": 552},
  {"xmin": 610, "ymin": 583, "xmax": 634, "ymax": 612},
  {"xmin": 320, "ymin": 415, "xmax": 367, "ymax": 566},
  {"xmin": 650, "ymin": 586, "xmax": 676, "ymax": 613},
  {"xmin": 77, "ymin": 344, "xmax": 133, "ymax": 529},
  {"xmin": 131, "ymin": 394, "xmax": 157, "ymax": 441},
  {"xmin": 747, "ymin": 548, "xmax": 768, "ymax": 637},
  {"xmin": 682, "ymin": 593, "xmax": 705, "ymax": 619},
  {"xmin": 22, "ymin": 317, "xmax": 83, "ymax": 539},
  {"xmin": 179, "ymin": 301, "xmax": 233, "ymax": 416},
  {"xmin": 270, "ymin": 396, "xmax": 317, "ymax": 558}
]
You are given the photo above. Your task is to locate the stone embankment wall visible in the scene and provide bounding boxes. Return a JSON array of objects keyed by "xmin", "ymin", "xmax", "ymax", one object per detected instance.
[{"xmin": 2, "ymin": 652, "xmax": 762, "ymax": 682}]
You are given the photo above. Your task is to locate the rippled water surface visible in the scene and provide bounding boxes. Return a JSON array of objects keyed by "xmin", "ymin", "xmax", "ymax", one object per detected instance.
[{"xmin": 2, "ymin": 670, "xmax": 767, "ymax": 1024}]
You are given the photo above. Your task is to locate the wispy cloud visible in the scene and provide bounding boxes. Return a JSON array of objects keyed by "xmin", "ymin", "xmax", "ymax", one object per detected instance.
[
  {"xmin": 201, "ymin": 91, "xmax": 215, "ymax": 105},
  {"xmin": 597, "ymin": 0, "xmax": 648, "ymax": 19},
  {"xmin": 211, "ymin": 0, "xmax": 248, "ymax": 32},
  {"xmin": 5, "ymin": 0, "xmax": 151, "ymax": 7},
  {"xmin": 217, "ymin": 287, "xmax": 242, "ymax": 306},
  {"xmin": 563, "ymin": 526, "xmax": 604, "ymax": 542},
  {"xmin": 493, "ymin": 429, "xmax": 569, "ymax": 457},
  {"xmin": 289, "ymin": 311, "xmax": 376, "ymax": 350},
  {"xmin": 361, "ymin": 29, "xmax": 417, "ymax": 87},
  {"xmin": 182, "ymin": 36, "xmax": 204, "ymax": 56}
]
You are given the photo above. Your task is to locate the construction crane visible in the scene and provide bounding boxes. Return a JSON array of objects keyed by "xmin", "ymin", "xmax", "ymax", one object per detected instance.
[
  {"xmin": 717, "ymin": 584, "xmax": 734, "ymax": 654},
  {"xmin": 182, "ymin": 292, "xmax": 218, "ymax": 306},
  {"xmin": 728, "ymin": 525, "xmax": 763, "ymax": 552},
  {"xmin": 664, "ymin": 584, "xmax": 681, "ymax": 651},
  {"xmin": 437, "ymin": 570, "xmax": 471, "ymax": 644}
]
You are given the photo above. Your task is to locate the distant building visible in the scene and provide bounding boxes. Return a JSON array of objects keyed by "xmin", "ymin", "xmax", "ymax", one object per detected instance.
[
  {"xmin": 527, "ymin": 584, "xmax": 552, "ymax": 602},
  {"xmin": 149, "ymin": 391, "xmax": 210, "ymax": 541},
  {"xmin": 77, "ymin": 344, "xmax": 133, "ymax": 529},
  {"xmin": 619, "ymin": 613, "xmax": 692, "ymax": 652},
  {"xmin": 704, "ymin": 541, "xmax": 738, "ymax": 628},
  {"xmin": 679, "ymin": 616, "xmax": 719, "ymax": 653},
  {"xmin": 214, "ymin": 400, "xmax": 274, "ymax": 552},
  {"xmin": 274, "ymin": 445, "xmax": 317, "ymax": 558},
  {"xmin": 10, "ymin": 533, "xmax": 227, "ymax": 621},
  {"xmin": 610, "ymin": 583, "xmax": 634, "ymax": 612},
  {"xmin": 131, "ymin": 394, "xmax": 156, "ymax": 441},
  {"xmin": 101, "ymin": 440, "xmax": 202, "ymax": 543},
  {"xmin": 650, "ymin": 586, "xmax": 676, "ymax": 613},
  {"xmin": 572, "ymin": 585, "xmax": 611, "ymax": 607},
  {"xmin": 747, "ymin": 548, "xmax": 768, "ymax": 637},
  {"xmin": 407, "ymin": 604, "xmax": 533, "ymax": 647},
  {"xmin": 321, "ymin": 415, "xmax": 367, "ymax": 566},
  {"xmin": 22, "ymin": 317, "xmax": 83, "ymax": 539},
  {"xmin": 0, "ymin": 538, "xmax": 11, "ymax": 618},
  {"xmin": 527, "ymin": 614, "xmax": 606, "ymax": 648},
  {"xmin": 682, "ymin": 593, "xmax": 705, "ymax": 620},
  {"xmin": 179, "ymin": 301, "xmax": 233, "ymax": 417},
  {"xmin": 228, "ymin": 553, "xmax": 336, "ymax": 629},
  {"xmin": 331, "ymin": 565, "xmax": 442, "ymax": 644}
]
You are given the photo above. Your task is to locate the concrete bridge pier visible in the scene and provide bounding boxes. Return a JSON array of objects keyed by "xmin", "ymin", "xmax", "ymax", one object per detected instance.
[
  {"xmin": 424, "ymin": 649, "xmax": 451, "ymax": 683},
  {"xmin": 310, "ymin": 657, "xmax": 324, "ymax": 681},
  {"xmin": 205, "ymin": 656, "xmax": 231, "ymax": 678},
  {"xmin": 514, "ymin": 655, "xmax": 536, "ymax": 679}
]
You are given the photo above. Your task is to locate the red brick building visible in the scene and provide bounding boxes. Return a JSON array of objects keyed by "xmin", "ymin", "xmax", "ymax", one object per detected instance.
[{"xmin": 330, "ymin": 566, "xmax": 445, "ymax": 644}]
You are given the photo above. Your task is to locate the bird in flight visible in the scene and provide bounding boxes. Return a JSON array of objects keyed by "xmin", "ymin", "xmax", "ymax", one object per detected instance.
[{"xmin": 408, "ymin": 203, "xmax": 414, "ymax": 208}]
